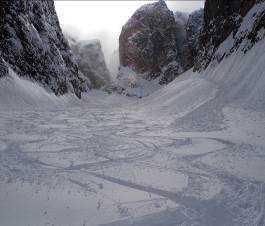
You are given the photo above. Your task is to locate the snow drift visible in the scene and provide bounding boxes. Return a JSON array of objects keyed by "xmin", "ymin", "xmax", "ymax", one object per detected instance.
[{"xmin": 0, "ymin": 69, "xmax": 79, "ymax": 110}]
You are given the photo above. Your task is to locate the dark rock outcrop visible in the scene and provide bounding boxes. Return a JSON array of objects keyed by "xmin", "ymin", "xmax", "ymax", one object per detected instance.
[
  {"xmin": 173, "ymin": 11, "xmax": 189, "ymax": 71},
  {"xmin": 184, "ymin": 9, "xmax": 204, "ymax": 69},
  {"xmin": 174, "ymin": 11, "xmax": 188, "ymax": 51},
  {"xmin": 194, "ymin": 0, "xmax": 264, "ymax": 71},
  {"xmin": 67, "ymin": 36, "xmax": 111, "ymax": 89},
  {"xmin": 0, "ymin": 0, "xmax": 88, "ymax": 98},
  {"xmin": 172, "ymin": 9, "xmax": 204, "ymax": 71},
  {"xmin": 119, "ymin": 0, "xmax": 182, "ymax": 85},
  {"xmin": 117, "ymin": 0, "xmax": 264, "ymax": 97}
]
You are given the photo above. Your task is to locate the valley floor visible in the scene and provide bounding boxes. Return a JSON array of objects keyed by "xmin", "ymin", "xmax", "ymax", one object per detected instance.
[{"xmin": 0, "ymin": 90, "xmax": 264, "ymax": 226}]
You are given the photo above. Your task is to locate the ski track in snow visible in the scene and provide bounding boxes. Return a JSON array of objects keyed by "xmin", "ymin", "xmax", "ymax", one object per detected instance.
[
  {"xmin": 1, "ymin": 36, "xmax": 265, "ymax": 226},
  {"xmin": 0, "ymin": 91, "xmax": 264, "ymax": 226}
]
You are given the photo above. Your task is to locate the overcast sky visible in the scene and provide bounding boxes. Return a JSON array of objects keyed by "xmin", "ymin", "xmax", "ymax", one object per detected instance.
[{"xmin": 55, "ymin": 1, "xmax": 204, "ymax": 74}]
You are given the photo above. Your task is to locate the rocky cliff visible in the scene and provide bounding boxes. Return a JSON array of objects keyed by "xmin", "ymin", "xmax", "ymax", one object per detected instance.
[
  {"xmin": 172, "ymin": 9, "xmax": 204, "ymax": 71},
  {"xmin": 67, "ymin": 36, "xmax": 111, "ymax": 89},
  {"xmin": 0, "ymin": 0, "xmax": 88, "ymax": 98},
  {"xmin": 117, "ymin": 1, "xmax": 204, "ymax": 96},
  {"xmin": 119, "ymin": 0, "xmax": 183, "ymax": 85},
  {"xmin": 173, "ymin": 11, "xmax": 189, "ymax": 70},
  {"xmin": 194, "ymin": 0, "xmax": 264, "ymax": 71},
  {"xmin": 184, "ymin": 9, "xmax": 204, "ymax": 70}
]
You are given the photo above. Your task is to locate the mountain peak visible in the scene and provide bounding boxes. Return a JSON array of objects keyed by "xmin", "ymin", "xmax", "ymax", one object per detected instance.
[{"xmin": 158, "ymin": 0, "xmax": 167, "ymax": 7}]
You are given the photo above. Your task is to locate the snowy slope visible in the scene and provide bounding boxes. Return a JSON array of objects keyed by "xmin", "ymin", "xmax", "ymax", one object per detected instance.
[
  {"xmin": 1, "ymin": 0, "xmax": 88, "ymax": 98},
  {"xmin": 139, "ymin": 35, "xmax": 265, "ymax": 121},
  {"xmin": 116, "ymin": 66, "xmax": 163, "ymax": 97},
  {"xmin": 0, "ymin": 69, "xmax": 81, "ymax": 110},
  {"xmin": 0, "ymin": 2, "xmax": 265, "ymax": 226},
  {"xmin": 138, "ymin": 2, "xmax": 265, "ymax": 119}
]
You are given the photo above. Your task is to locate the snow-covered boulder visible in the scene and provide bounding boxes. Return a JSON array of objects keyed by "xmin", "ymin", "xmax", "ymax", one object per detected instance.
[
  {"xmin": 118, "ymin": 0, "xmax": 183, "ymax": 86},
  {"xmin": 0, "ymin": 0, "xmax": 89, "ymax": 98},
  {"xmin": 67, "ymin": 36, "xmax": 111, "ymax": 89}
]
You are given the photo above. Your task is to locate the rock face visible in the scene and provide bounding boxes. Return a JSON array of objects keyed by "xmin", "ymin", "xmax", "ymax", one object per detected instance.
[
  {"xmin": 67, "ymin": 36, "xmax": 111, "ymax": 89},
  {"xmin": 119, "ymin": 0, "xmax": 182, "ymax": 85},
  {"xmin": 174, "ymin": 11, "xmax": 188, "ymax": 50},
  {"xmin": 194, "ymin": 0, "xmax": 264, "ymax": 71},
  {"xmin": 172, "ymin": 9, "xmax": 204, "ymax": 71},
  {"xmin": 173, "ymin": 11, "xmax": 189, "ymax": 70},
  {"xmin": 0, "ymin": 0, "xmax": 88, "ymax": 98},
  {"xmin": 117, "ymin": 0, "xmax": 264, "ymax": 98},
  {"xmin": 184, "ymin": 9, "xmax": 204, "ymax": 69}
]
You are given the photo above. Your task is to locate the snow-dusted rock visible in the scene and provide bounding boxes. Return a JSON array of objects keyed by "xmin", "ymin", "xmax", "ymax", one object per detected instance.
[
  {"xmin": 174, "ymin": 11, "xmax": 189, "ymax": 49},
  {"xmin": 0, "ymin": 53, "xmax": 8, "ymax": 78},
  {"xmin": 116, "ymin": 2, "xmax": 203, "ymax": 97},
  {"xmin": 116, "ymin": 66, "xmax": 162, "ymax": 97},
  {"xmin": 67, "ymin": 37, "xmax": 111, "ymax": 89},
  {"xmin": 0, "ymin": 0, "xmax": 88, "ymax": 98},
  {"xmin": 173, "ymin": 11, "xmax": 189, "ymax": 69},
  {"xmin": 194, "ymin": 0, "xmax": 264, "ymax": 71},
  {"xmin": 184, "ymin": 9, "xmax": 204, "ymax": 69},
  {"xmin": 210, "ymin": 2, "xmax": 265, "ymax": 66},
  {"xmin": 119, "ymin": 0, "xmax": 183, "ymax": 85}
]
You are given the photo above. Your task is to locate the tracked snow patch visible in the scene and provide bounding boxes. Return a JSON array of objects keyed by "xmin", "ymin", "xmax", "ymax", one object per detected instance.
[{"xmin": 0, "ymin": 3, "xmax": 265, "ymax": 226}]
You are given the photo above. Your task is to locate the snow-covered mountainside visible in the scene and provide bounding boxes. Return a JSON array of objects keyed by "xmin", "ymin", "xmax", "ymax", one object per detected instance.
[
  {"xmin": 0, "ymin": 1, "xmax": 265, "ymax": 226},
  {"xmin": 117, "ymin": 0, "xmax": 264, "ymax": 98},
  {"xmin": 173, "ymin": 9, "xmax": 204, "ymax": 71},
  {"xmin": 118, "ymin": 0, "xmax": 183, "ymax": 90},
  {"xmin": 66, "ymin": 35, "xmax": 112, "ymax": 89},
  {"xmin": 0, "ymin": 0, "xmax": 88, "ymax": 98},
  {"xmin": 194, "ymin": 0, "xmax": 264, "ymax": 71},
  {"xmin": 174, "ymin": 11, "xmax": 189, "ymax": 49},
  {"xmin": 173, "ymin": 11, "xmax": 189, "ymax": 70},
  {"xmin": 184, "ymin": 9, "xmax": 204, "ymax": 69},
  {"xmin": 116, "ymin": 2, "xmax": 203, "ymax": 97},
  {"xmin": 0, "ymin": 33, "xmax": 265, "ymax": 226}
]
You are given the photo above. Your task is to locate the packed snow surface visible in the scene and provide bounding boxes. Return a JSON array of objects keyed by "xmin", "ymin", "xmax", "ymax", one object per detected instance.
[{"xmin": 1, "ymin": 35, "xmax": 265, "ymax": 226}]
